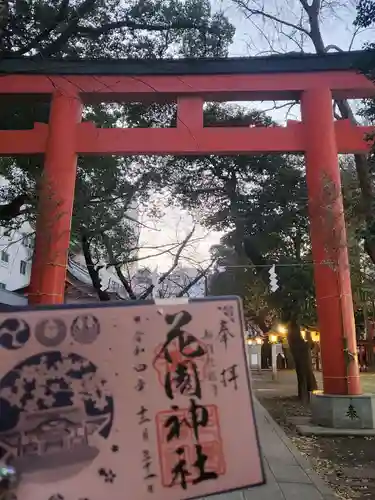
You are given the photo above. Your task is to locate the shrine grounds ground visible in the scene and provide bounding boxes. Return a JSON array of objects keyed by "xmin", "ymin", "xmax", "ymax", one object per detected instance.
[{"xmin": 253, "ymin": 371, "xmax": 375, "ymax": 499}]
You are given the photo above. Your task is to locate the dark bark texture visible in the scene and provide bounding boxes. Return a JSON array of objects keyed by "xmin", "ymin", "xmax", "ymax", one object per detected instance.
[{"xmin": 287, "ymin": 316, "xmax": 318, "ymax": 402}]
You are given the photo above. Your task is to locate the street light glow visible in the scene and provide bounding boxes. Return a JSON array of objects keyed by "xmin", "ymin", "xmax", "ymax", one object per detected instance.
[{"xmin": 277, "ymin": 324, "xmax": 287, "ymax": 334}]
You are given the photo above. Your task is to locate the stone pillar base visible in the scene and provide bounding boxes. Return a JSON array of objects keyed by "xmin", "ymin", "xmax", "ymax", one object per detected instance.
[{"xmin": 311, "ymin": 392, "xmax": 375, "ymax": 429}]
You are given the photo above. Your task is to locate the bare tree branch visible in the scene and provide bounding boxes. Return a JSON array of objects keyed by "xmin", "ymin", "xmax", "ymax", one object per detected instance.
[
  {"xmin": 176, "ymin": 259, "xmax": 215, "ymax": 297},
  {"xmin": 81, "ymin": 232, "xmax": 111, "ymax": 301},
  {"xmin": 102, "ymin": 234, "xmax": 209, "ymax": 268},
  {"xmin": 325, "ymin": 44, "xmax": 344, "ymax": 52},
  {"xmin": 112, "ymin": 242, "xmax": 186, "ymax": 266},
  {"xmin": 348, "ymin": 25, "xmax": 363, "ymax": 51},
  {"xmin": 233, "ymin": 0, "xmax": 311, "ymax": 36},
  {"xmin": 279, "ymin": 23, "xmax": 306, "ymax": 52},
  {"xmin": 260, "ymin": 100, "xmax": 298, "ymax": 114},
  {"xmin": 102, "ymin": 233, "xmax": 137, "ymax": 300},
  {"xmin": 123, "ymin": 214, "xmax": 160, "ymax": 232},
  {"xmin": 245, "ymin": 15, "xmax": 285, "ymax": 55},
  {"xmin": 139, "ymin": 226, "xmax": 196, "ymax": 299}
]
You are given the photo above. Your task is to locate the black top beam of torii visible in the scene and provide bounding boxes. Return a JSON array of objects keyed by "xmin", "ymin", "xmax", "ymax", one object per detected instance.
[{"xmin": 0, "ymin": 49, "xmax": 373, "ymax": 76}]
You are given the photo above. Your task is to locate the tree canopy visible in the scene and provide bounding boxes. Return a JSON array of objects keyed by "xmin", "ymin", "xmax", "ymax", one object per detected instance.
[
  {"xmin": 1, "ymin": 0, "xmax": 234, "ymax": 58},
  {"xmin": 356, "ymin": 0, "xmax": 375, "ymax": 30},
  {"xmin": 0, "ymin": 0, "xmax": 235, "ymax": 299},
  {"xmin": 163, "ymin": 104, "xmax": 315, "ymax": 324},
  {"xmin": 356, "ymin": 0, "xmax": 375, "ymax": 123}
]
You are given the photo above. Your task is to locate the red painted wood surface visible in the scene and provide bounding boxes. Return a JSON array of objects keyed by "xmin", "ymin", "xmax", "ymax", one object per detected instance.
[
  {"xmin": 28, "ymin": 92, "xmax": 82, "ymax": 305},
  {"xmin": 301, "ymin": 88, "xmax": 361, "ymax": 396},
  {"xmin": 0, "ymin": 71, "xmax": 373, "ymax": 101},
  {"xmin": 0, "ymin": 120, "xmax": 372, "ymax": 156}
]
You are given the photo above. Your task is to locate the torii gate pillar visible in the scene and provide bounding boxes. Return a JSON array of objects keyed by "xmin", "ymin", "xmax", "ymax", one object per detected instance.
[
  {"xmin": 28, "ymin": 91, "xmax": 82, "ymax": 305},
  {"xmin": 301, "ymin": 88, "xmax": 361, "ymax": 397}
]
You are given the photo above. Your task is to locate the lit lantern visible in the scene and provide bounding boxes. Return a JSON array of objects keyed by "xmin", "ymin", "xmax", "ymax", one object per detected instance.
[{"xmin": 277, "ymin": 324, "xmax": 287, "ymax": 334}]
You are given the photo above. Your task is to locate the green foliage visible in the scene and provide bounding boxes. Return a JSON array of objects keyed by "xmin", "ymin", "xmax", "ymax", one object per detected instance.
[
  {"xmin": 206, "ymin": 150, "xmax": 373, "ymax": 332},
  {"xmin": 209, "ymin": 244, "xmax": 273, "ymax": 330},
  {"xmin": 0, "ymin": 0, "xmax": 235, "ymax": 280},
  {"xmin": 166, "ymin": 104, "xmax": 291, "ymax": 230},
  {"xmin": 270, "ymin": 258, "xmax": 315, "ymax": 323},
  {"xmin": 355, "ymin": 0, "xmax": 375, "ymax": 29},
  {"xmin": 165, "ymin": 103, "xmax": 317, "ymax": 326},
  {"xmin": 356, "ymin": 1, "xmax": 375, "ymax": 122},
  {"xmin": 3, "ymin": 0, "xmax": 234, "ymax": 58},
  {"xmin": 355, "ymin": 0, "xmax": 375, "ymax": 267}
]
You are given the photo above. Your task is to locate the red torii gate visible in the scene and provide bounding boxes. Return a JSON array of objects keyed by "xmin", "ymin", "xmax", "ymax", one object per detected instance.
[{"xmin": 0, "ymin": 51, "xmax": 374, "ymax": 398}]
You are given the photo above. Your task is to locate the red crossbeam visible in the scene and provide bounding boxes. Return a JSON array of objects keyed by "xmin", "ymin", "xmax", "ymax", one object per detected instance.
[
  {"xmin": 0, "ymin": 71, "xmax": 373, "ymax": 101},
  {"xmin": 0, "ymin": 120, "xmax": 372, "ymax": 155}
]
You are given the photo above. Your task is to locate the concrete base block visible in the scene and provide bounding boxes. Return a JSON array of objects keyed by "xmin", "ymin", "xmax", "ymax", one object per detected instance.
[
  {"xmin": 296, "ymin": 424, "xmax": 375, "ymax": 436},
  {"xmin": 311, "ymin": 392, "xmax": 375, "ymax": 429}
]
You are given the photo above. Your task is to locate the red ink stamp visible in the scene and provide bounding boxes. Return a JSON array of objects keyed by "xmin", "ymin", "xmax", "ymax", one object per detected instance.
[{"xmin": 155, "ymin": 403, "xmax": 226, "ymax": 487}]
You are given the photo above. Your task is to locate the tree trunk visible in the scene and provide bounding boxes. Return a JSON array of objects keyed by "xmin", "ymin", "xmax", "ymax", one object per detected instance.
[
  {"xmin": 336, "ymin": 101, "xmax": 375, "ymax": 265},
  {"xmin": 81, "ymin": 233, "xmax": 111, "ymax": 301},
  {"xmin": 261, "ymin": 338, "xmax": 272, "ymax": 369},
  {"xmin": 354, "ymin": 153, "xmax": 375, "ymax": 265},
  {"xmin": 287, "ymin": 317, "xmax": 317, "ymax": 403},
  {"xmin": 115, "ymin": 264, "xmax": 137, "ymax": 299},
  {"xmin": 0, "ymin": 0, "xmax": 9, "ymax": 53}
]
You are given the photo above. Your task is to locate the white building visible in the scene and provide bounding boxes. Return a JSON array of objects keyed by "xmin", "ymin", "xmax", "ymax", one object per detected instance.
[
  {"xmin": 0, "ymin": 197, "xmax": 140, "ymax": 302},
  {"xmin": 0, "ymin": 174, "xmax": 35, "ymax": 294},
  {"xmin": 0, "ymin": 223, "xmax": 130, "ymax": 298},
  {"xmin": 0, "ymin": 224, "xmax": 34, "ymax": 292}
]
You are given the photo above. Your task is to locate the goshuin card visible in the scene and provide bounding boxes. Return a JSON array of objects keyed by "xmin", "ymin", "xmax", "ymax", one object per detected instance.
[{"xmin": 0, "ymin": 297, "xmax": 264, "ymax": 500}]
